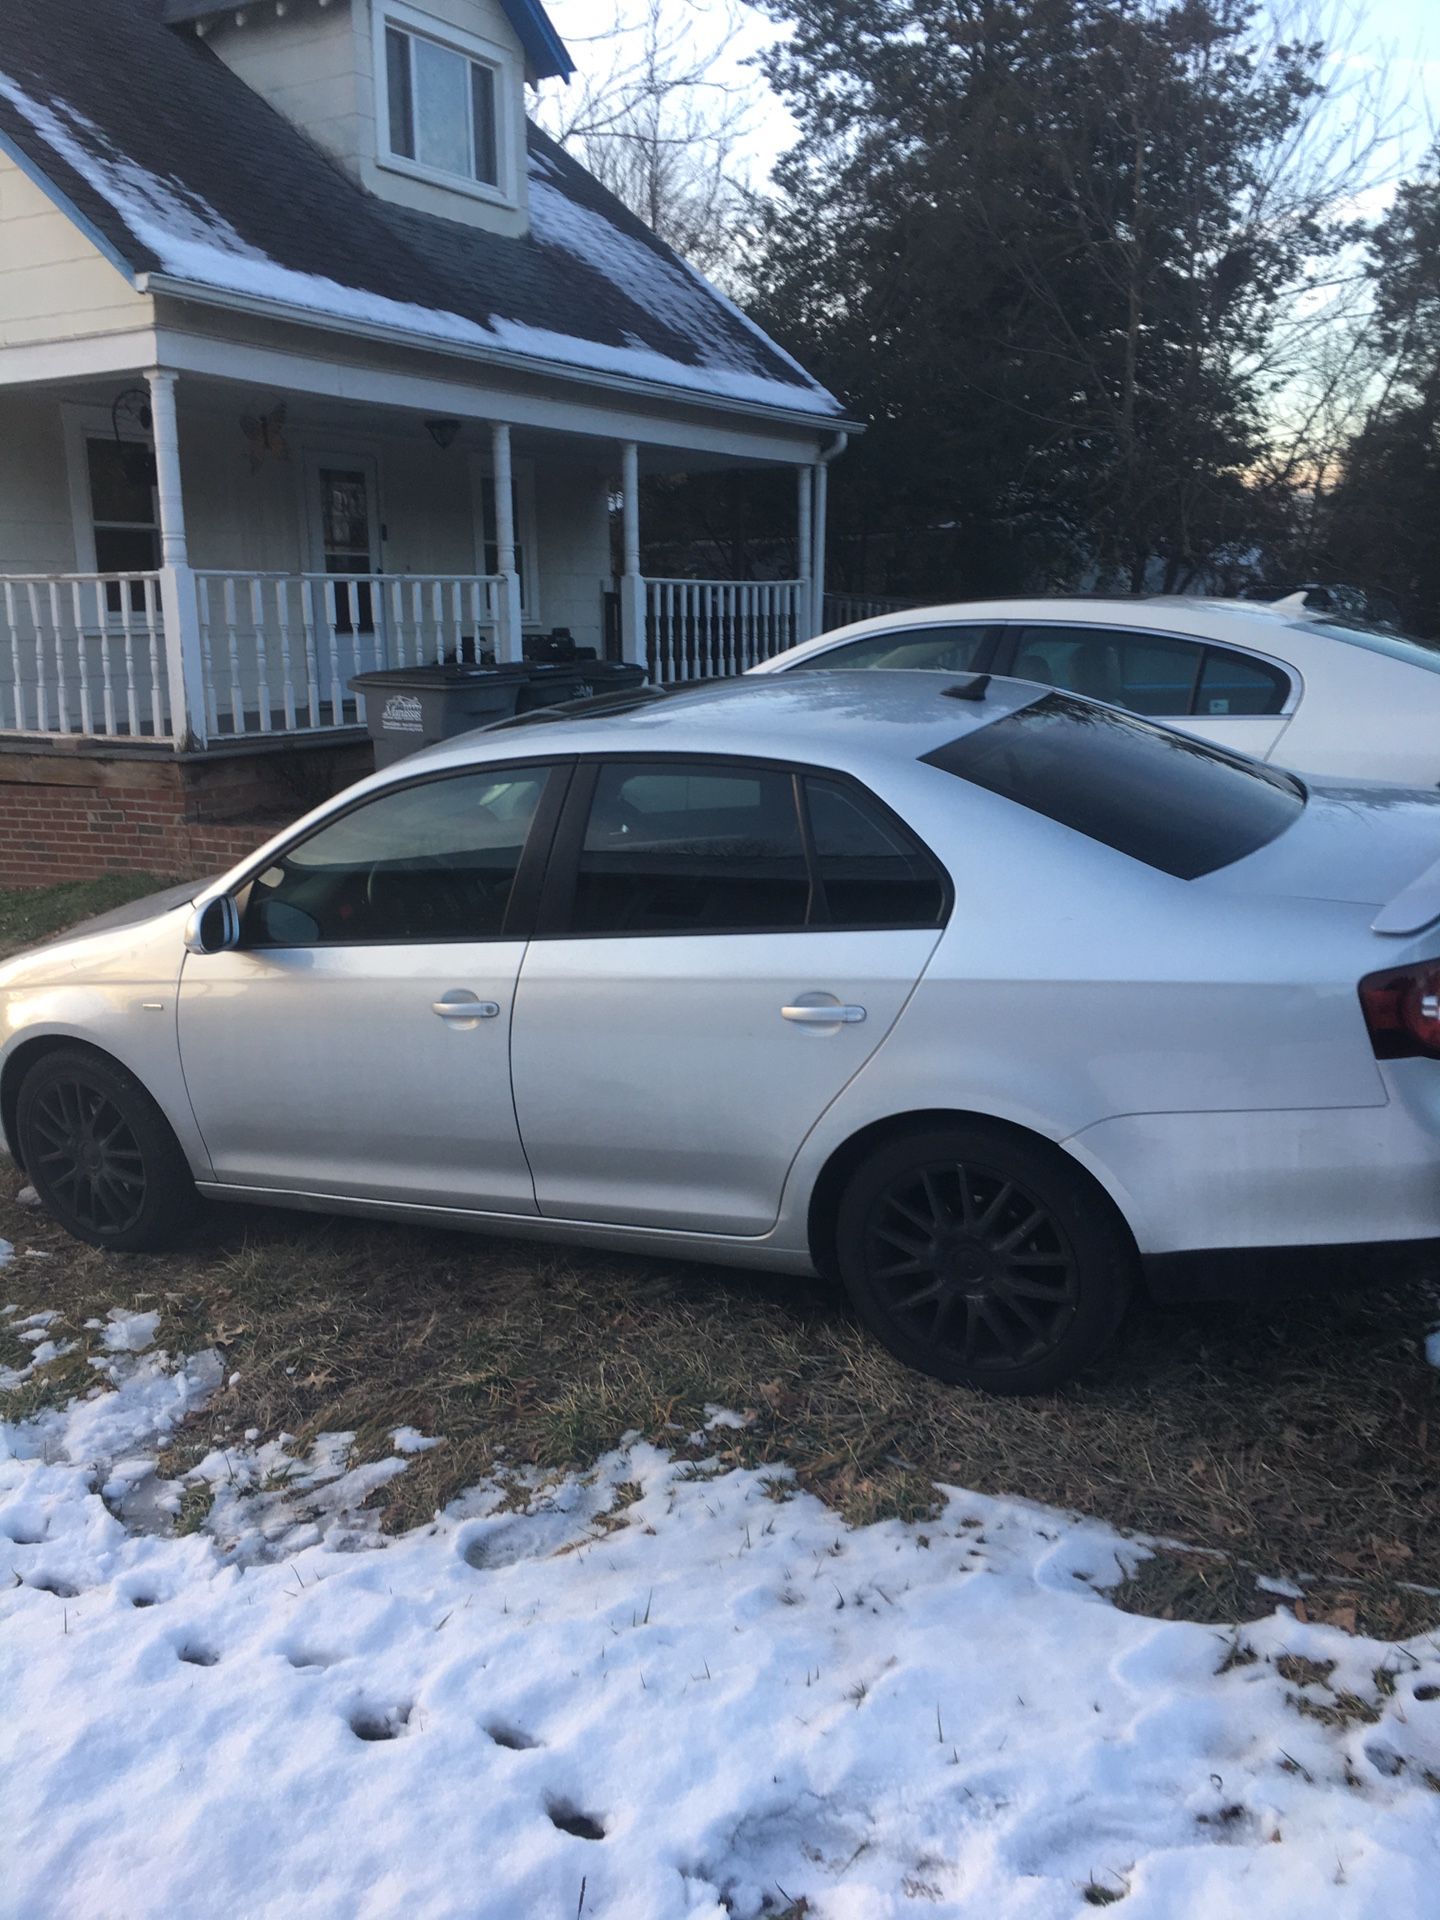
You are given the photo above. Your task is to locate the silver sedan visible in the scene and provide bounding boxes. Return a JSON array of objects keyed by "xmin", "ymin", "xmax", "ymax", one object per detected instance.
[{"xmin": 6, "ymin": 672, "xmax": 1440, "ymax": 1393}]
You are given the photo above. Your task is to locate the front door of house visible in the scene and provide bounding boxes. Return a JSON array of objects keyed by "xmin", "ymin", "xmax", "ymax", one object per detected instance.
[{"xmin": 305, "ymin": 452, "xmax": 381, "ymax": 666}]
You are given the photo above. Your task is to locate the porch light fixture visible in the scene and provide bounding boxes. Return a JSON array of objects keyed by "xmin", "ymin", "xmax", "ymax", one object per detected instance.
[
  {"xmin": 425, "ymin": 417, "xmax": 462, "ymax": 451},
  {"xmin": 110, "ymin": 387, "xmax": 157, "ymax": 490}
]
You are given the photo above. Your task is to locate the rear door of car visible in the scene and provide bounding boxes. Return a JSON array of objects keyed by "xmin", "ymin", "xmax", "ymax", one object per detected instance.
[
  {"xmin": 994, "ymin": 623, "xmax": 1295, "ymax": 758},
  {"xmin": 507, "ymin": 754, "xmax": 950, "ymax": 1235}
]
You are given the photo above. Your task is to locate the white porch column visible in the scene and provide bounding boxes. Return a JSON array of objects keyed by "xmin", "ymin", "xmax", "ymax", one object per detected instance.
[
  {"xmin": 145, "ymin": 366, "xmax": 206, "ymax": 748},
  {"xmin": 618, "ymin": 440, "xmax": 647, "ymax": 669},
  {"xmin": 811, "ymin": 461, "xmax": 829, "ymax": 637},
  {"xmin": 490, "ymin": 421, "xmax": 523, "ymax": 664},
  {"xmin": 796, "ymin": 466, "xmax": 814, "ymax": 642}
]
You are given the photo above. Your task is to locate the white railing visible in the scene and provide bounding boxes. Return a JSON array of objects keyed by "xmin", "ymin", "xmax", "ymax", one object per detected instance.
[
  {"xmin": 0, "ymin": 573, "xmax": 171, "ymax": 739},
  {"xmin": 644, "ymin": 577, "xmax": 807, "ymax": 681},
  {"xmin": 823, "ymin": 592, "xmax": 914, "ymax": 628},
  {"xmin": 193, "ymin": 572, "xmax": 504, "ymax": 739}
]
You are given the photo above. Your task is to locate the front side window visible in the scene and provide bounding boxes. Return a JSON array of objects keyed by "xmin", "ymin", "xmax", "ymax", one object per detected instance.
[
  {"xmin": 796, "ymin": 626, "xmax": 993, "ymax": 674},
  {"xmin": 924, "ymin": 694, "xmax": 1303, "ymax": 880},
  {"xmin": 243, "ymin": 767, "xmax": 550, "ymax": 946},
  {"xmin": 564, "ymin": 760, "xmax": 948, "ymax": 936},
  {"xmin": 385, "ymin": 19, "xmax": 499, "ymax": 188}
]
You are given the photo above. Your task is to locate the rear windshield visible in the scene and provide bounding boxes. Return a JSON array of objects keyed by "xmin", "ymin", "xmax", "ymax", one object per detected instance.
[{"xmin": 923, "ymin": 693, "xmax": 1304, "ymax": 879}]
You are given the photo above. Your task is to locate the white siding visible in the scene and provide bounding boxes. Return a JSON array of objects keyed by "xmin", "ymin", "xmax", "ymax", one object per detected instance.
[
  {"xmin": 0, "ymin": 154, "xmax": 152, "ymax": 349},
  {"xmin": 0, "ymin": 393, "xmax": 82, "ymax": 572}
]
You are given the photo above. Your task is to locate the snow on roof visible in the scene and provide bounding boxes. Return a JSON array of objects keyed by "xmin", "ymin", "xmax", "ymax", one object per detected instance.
[{"xmin": 0, "ymin": 0, "xmax": 842, "ymax": 422}]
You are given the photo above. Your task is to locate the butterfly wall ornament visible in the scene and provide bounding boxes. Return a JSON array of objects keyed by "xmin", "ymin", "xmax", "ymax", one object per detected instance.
[{"xmin": 240, "ymin": 402, "xmax": 289, "ymax": 471}]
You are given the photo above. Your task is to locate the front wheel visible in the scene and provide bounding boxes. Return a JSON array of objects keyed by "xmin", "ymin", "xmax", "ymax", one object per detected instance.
[
  {"xmin": 835, "ymin": 1124, "xmax": 1135, "ymax": 1393},
  {"xmin": 16, "ymin": 1048, "xmax": 198, "ymax": 1252}
]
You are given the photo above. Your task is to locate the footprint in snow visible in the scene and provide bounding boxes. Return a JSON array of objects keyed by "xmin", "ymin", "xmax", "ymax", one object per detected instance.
[
  {"xmin": 284, "ymin": 1646, "xmax": 343, "ymax": 1671},
  {"xmin": 486, "ymin": 1721, "xmax": 542, "ymax": 1751},
  {"xmin": 24, "ymin": 1572, "xmax": 80, "ymax": 1599},
  {"xmin": 177, "ymin": 1643, "xmax": 221, "ymax": 1668},
  {"xmin": 348, "ymin": 1702, "xmax": 412, "ymax": 1742},
  {"xmin": 546, "ymin": 1798, "xmax": 606, "ymax": 1841}
]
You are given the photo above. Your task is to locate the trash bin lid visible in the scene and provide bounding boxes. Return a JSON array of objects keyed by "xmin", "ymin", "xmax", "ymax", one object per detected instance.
[{"xmin": 350, "ymin": 662, "xmax": 532, "ymax": 690}]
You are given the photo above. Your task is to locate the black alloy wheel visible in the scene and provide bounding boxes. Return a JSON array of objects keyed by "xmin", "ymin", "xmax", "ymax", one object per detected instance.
[
  {"xmin": 836, "ymin": 1125, "xmax": 1134, "ymax": 1393},
  {"xmin": 16, "ymin": 1049, "xmax": 197, "ymax": 1252}
]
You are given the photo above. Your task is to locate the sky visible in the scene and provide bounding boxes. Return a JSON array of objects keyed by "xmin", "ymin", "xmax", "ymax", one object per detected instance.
[{"xmin": 540, "ymin": 0, "xmax": 1440, "ymax": 193}]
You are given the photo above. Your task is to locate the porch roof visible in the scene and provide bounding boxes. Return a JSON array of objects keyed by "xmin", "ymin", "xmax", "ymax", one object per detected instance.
[{"xmin": 0, "ymin": 0, "xmax": 845, "ymax": 425}]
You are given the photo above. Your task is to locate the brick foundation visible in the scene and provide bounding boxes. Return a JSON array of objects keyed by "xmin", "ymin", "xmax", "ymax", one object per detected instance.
[{"xmin": 0, "ymin": 736, "xmax": 374, "ymax": 886}]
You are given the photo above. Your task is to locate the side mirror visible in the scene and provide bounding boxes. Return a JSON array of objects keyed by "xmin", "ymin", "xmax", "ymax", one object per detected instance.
[{"xmin": 184, "ymin": 895, "xmax": 240, "ymax": 955}]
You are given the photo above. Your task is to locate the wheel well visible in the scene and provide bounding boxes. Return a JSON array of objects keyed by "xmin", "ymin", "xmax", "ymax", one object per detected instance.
[
  {"xmin": 805, "ymin": 1108, "xmax": 1138, "ymax": 1280},
  {"xmin": 0, "ymin": 1036, "xmax": 119, "ymax": 1170}
]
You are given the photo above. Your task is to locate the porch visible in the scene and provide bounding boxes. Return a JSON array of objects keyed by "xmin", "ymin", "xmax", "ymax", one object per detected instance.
[{"xmin": 0, "ymin": 366, "xmax": 831, "ymax": 752}]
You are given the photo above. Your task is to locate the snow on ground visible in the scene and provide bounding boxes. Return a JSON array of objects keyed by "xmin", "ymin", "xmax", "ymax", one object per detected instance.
[{"xmin": 4, "ymin": 1315, "xmax": 1440, "ymax": 1919}]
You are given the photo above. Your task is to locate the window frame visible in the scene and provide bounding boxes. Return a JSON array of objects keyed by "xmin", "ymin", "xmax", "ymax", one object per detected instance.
[
  {"xmin": 993, "ymin": 623, "xmax": 1298, "ymax": 721},
  {"xmin": 374, "ymin": 3, "xmax": 515, "ymax": 207},
  {"xmin": 533, "ymin": 752, "xmax": 953, "ymax": 941},
  {"xmin": 233, "ymin": 758, "xmax": 573, "ymax": 952}
]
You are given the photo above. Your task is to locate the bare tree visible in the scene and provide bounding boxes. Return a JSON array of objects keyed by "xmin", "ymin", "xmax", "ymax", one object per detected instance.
[{"xmin": 533, "ymin": 0, "xmax": 761, "ymax": 282}]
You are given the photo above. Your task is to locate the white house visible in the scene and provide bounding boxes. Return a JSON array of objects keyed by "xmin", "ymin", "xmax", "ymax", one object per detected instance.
[{"xmin": 0, "ymin": 0, "xmax": 854, "ymax": 878}]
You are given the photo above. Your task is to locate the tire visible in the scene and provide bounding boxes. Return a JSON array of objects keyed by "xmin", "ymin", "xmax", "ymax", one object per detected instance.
[
  {"xmin": 834, "ymin": 1123, "xmax": 1135, "ymax": 1393},
  {"xmin": 16, "ymin": 1047, "xmax": 198, "ymax": 1253}
]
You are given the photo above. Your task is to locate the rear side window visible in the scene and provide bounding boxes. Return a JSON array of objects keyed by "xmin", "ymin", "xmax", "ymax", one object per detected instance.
[
  {"xmin": 1195, "ymin": 647, "xmax": 1289, "ymax": 716},
  {"xmin": 571, "ymin": 764, "xmax": 811, "ymax": 934},
  {"xmin": 923, "ymin": 694, "xmax": 1303, "ymax": 879},
  {"xmin": 805, "ymin": 777, "xmax": 946, "ymax": 926},
  {"xmin": 793, "ymin": 625, "xmax": 991, "ymax": 674}
]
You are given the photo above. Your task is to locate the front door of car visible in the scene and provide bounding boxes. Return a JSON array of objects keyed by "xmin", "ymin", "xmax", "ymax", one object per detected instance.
[
  {"xmin": 177, "ymin": 762, "xmax": 563, "ymax": 1211},
  {"xmin": 996, "ymin": 624, "xmax": 1294, "ymax": 759},
  {"xmin": 508, "ymin": 757, "xmax": 949, "ymax": 1235}
]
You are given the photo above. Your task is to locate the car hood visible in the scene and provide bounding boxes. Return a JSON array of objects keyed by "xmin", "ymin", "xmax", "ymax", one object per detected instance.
[
  {"xmin": 0, "ymin": 880, "xmax": 204, "ymax": 990},
  {"xmin": 1207, "ymin": 782, "xmax": 1440, "ymax": 909}
]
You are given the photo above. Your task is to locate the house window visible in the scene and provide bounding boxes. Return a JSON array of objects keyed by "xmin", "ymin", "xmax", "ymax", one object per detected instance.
[
  {"xmin": 86, "ymin": 438, "xmax": 160, "ymax": 612},
  {"xmin": 384, "ymin": 16, "xmax": 500, "ymax": 190}
]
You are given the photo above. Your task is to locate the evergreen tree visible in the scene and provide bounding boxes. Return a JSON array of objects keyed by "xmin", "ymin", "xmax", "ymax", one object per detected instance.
[{"xmin": 748, "ymin": 0, "xmax": 1338, "ymax": 597}]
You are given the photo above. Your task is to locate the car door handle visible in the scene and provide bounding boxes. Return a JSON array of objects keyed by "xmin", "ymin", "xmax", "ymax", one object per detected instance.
[
  {"xmin": 432, "ymin": 997, "xmax": 501, "ymax": 1019},
  {"xmin": 782, "ymin": 1003, "xmax": 866, "ymax": 1024}
]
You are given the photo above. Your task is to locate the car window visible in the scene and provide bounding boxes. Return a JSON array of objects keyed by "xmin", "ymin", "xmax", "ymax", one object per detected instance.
[
  {"xmin": 570, "ymin": 762, "xmax": 811, "ymax": 934},
  {"xmin": 1195, "ymin": 647, "xmax": 1289, "ymax": 716},
  {"xmin": 792, "ymin": 625, "xmax": 991, "ymax": 674},
  {"xmin": 805, "ymin": 777, "xmax": 947, "ymax": 926},
  {"xmin": 1009, "ymin": 626, "xmax": 1202, "ymax": 716},
  {"xmin": 923, "ymin": 693, "xmax": 1303, "ymax": 880},
  {"xmin": 242, "ymin": 768, "xmax": 552, "ymax": 946}
]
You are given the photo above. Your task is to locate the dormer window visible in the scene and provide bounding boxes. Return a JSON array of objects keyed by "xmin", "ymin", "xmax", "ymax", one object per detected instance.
[{"xmin": 378, "ymin": 5, "xmax": 511, "ymax": 201}]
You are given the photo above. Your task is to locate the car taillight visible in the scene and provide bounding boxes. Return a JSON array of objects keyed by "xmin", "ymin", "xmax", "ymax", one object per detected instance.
[{"xmin": 1358, "ymin": 960, "xmax": 1440, "ymax": 1059}]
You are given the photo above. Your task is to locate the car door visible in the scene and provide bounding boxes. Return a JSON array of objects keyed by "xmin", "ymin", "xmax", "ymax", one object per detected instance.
[
  {"xmin": 508, "ymin": 756, "xmax": 949, "ymax": 1235},
  {"xmin": 997, "ymin": 624, "xmax": 1294, "ymax": 758},
  {"xmin": 177, "ymin": 761, "xmax": 564, "ymax": 1211}
]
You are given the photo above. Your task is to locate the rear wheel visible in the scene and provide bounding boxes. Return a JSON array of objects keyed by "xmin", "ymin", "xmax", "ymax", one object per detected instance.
[
  {"xmin": 835, "ymin": 1124, "xmax": 1134, "ymax": 1393},
  {"xmin": 16, "ymin": 1048, "xmax": 197, "ymax": 1252}
]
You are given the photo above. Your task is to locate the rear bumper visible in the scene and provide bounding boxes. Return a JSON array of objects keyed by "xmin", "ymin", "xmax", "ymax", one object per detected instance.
[{"xmin": 1144, "ymin": 1237, "xmax": 1440, "ymax": 1304}]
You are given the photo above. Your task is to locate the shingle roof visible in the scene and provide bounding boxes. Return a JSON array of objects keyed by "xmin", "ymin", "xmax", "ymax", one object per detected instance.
[{"xmin": 0, "ymin": 0, "xmax": 842, "ymax": 420}]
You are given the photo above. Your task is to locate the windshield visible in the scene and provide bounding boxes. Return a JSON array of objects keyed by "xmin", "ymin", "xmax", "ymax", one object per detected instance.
[{"xmin": 923, "ymin": 693, "xmax": 1304, "ymax": 879}]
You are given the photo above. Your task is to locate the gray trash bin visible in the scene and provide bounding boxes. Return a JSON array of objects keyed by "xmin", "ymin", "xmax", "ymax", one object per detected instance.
[
  {"xmin": 350, "ymin": 663, "xmax": 531, "ymax": 769},
  {"xmin": 352, "ymin": 660, "xmax": 651, "ymax": 767}
]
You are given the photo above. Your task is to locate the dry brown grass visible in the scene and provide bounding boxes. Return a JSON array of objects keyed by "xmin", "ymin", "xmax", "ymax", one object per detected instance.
[{"xmin": 3, "ymin": 1161, "xmax": 1439, "ymax": 1637}]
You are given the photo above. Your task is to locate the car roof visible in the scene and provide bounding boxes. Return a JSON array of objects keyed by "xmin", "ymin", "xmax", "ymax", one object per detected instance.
[
  {"xmin": 405, "ymin": 670, "xmax": 1047, "ymax": 778},
  {"xmin": 767, "ymin": 594, "xmax": 1309, "ymax": 651}
]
